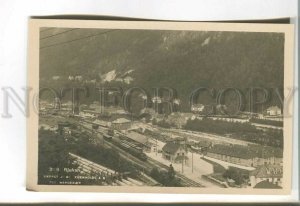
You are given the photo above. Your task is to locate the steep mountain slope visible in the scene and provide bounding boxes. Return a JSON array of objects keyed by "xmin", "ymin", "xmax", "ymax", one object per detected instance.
[{"xmin": 40, "ymin": 28, "xmax": 284, "ymax": 111}]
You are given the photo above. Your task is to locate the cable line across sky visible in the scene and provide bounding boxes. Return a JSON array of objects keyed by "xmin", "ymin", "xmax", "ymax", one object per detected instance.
[
  {"xmin": 40, "ymin": 28, "xmax": 79, "ymax": 40},
  {"xmin": 40, "ymin": 29, "xmax": 117, "ymax": 50}
]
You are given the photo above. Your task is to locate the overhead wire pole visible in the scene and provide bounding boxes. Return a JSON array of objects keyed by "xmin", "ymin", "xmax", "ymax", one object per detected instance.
[
  {"xmin": 182, "ymin": 153, "xmax": 184, "ymax": 174},
  {"xmin": 156, "ymin": 137, "xmax": 158, "ymax": 156},
  {"xmin": 192, "ymin": 150, "xmax": 193, "ymax": 173},
  {"xmin": 181, "ymin": 138, "xmax": 184, "ymax": 174}
]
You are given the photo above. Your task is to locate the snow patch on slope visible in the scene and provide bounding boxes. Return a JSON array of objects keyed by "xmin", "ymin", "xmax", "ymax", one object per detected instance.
[
  {"xmin": 101, "ymin": 70, "xmax": 117, "ymax": 82},
  {"xmin": 201, "ymin": 37, "xmax": 211, "ymax": 46}
]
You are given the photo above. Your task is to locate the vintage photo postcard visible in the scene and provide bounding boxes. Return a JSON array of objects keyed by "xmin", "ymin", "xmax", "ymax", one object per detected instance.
[{"xmin": 27, "ymin": 19, "xmax": 294, "ymax": 194}]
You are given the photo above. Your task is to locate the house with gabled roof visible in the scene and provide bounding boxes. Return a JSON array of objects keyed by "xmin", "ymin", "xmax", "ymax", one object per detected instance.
[
  {"xmin": 162, "ymin": 141, "xmax": 188, "ymax": 163},
  {"xmin": 206, "ymin": 144, "xmax": 283, "ymax": 167},
  {"xmin": 206, "ymin": 144, "xmax": 255, "ymax": 167},
  {"xmin": 250, "ymin": 164, "xmax": 283, "ymax": 188},
  {"xmin": 111, "ymin": 118, "xmax": 131, "ymax": 131}
]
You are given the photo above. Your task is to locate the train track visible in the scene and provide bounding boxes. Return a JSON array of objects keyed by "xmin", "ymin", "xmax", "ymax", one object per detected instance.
[
  {"xmin": 77, "ymin": 123, "xmax": 153, "ymax": 170},
  {"xmin": 177, "ymin": 174, "xmax": 204, "ymax": 187},
  {"xmin": 146, "ymin": 156, "xmax": 204, "ymax": 187},
  {"xmin": 70, "ymin": 152, "xmax": 147, "ymax": 186},
  {"xmin": 76, "ymin": 122, "xmax": 205, "ymax": 187}
]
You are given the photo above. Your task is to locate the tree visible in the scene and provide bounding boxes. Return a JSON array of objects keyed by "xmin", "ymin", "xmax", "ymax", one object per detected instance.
[
  {"xmin": 150, "ymin": 166, "xmax": 181, "ymax": 187},
  {"xmin": 223, "ymin": 168, "xmax": 243, "ymax": 185},
  {"xmin": 38, "ymin": 130, "xmax": 76, "ymax": 184}
]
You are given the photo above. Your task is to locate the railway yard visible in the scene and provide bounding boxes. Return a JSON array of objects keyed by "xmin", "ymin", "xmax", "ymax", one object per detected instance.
[{"xmin": 38, "ymin": 107, "xmax": 283, "ymax": 188}]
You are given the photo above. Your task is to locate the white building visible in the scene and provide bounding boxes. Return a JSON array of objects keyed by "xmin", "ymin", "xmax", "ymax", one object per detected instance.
[
  {"xmin": 191, "ymin": 104, "xmax": 204, "ymax": 112},
  {"xmin": 266, "ymin": 106, "xmax": 281, "ymax": 116},
  {"xmin": 52, "ymin": 76, "xmax": 60, "ymax": 80},
  {"xmin": 162, "ymin": 141, "xmax": 188, "ymax": 163},
  {"xmin": 75, "ymin": 75, "xmax": 83, "ymax": 81},
  {"xmin": 249, "ymin": 164, "xmax": 283, "ymax": 188},
  {"xmin": 124, "ymin": 76, "xmax": 133, "ymax": 84}
]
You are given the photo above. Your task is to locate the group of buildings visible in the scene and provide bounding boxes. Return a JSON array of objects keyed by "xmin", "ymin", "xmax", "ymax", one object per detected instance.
[
  {"xmin": 159, "ymin": 137, "xmax": 283, "ymax": 188},
  {"xmin": 249, "ymin": 164, "xmax": 283, "ymax": 188},
  {"xmin": 191, "ymin": 103, "xmax": 282, "ymax": 119},
  {"xmin": 161, "ymin": 138, "xmax": 188, "ymax": 163},
  {"xmin": 205, "ymin": 144, "xmax": 283, "ymax": 168},
  {"xmin": 40, "ymin": 98, "xmax": 284, "ymax": 188}
]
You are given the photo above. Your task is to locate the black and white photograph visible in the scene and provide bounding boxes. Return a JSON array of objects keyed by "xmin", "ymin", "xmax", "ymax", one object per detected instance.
[{"xmin": 26, "ymin": 20, "xmax": 294, "ymax": 194}]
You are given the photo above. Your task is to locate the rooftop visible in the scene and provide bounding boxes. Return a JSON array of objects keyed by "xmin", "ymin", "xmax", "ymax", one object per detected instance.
[
  {"xmin": 208, "ymin": 144, "xmax": 255, "ymax": 159},
  {"xmin": 249, "ymin": 145, "xmax": 283, "ymax": 158},
  {"xmin": 162, "ymin": 142, "xmax": 182, "ymax": 155},
  {"xmin": 208, "ymin": 144, "xmax": 283, "ymax": 159},
  {"xmin": 125, "ymin": 131, "xmax": 149, "ymax": 145},
  {"xmin": 250, "ymin": 164, "xmax": 283, "ymax": 178}
]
